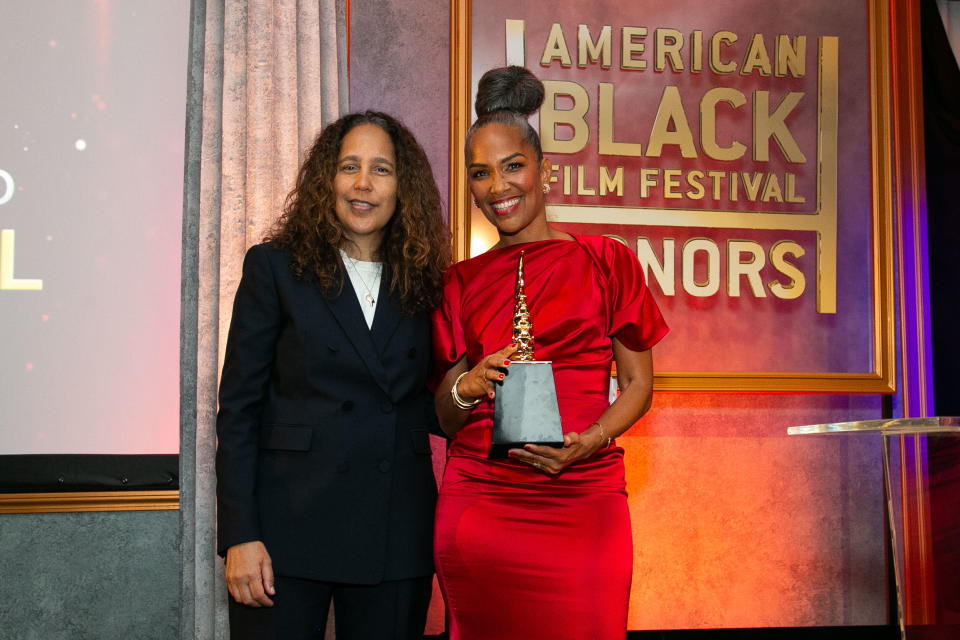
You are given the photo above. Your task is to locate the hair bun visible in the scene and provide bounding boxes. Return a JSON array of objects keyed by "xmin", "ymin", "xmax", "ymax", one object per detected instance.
[{"xmin": 474, "ymin": 66, "xmax": 544, "ymax": 117}]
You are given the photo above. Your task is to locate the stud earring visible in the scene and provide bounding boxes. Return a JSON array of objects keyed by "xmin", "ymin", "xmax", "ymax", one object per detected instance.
[
  {"xmin": 472, "ymin": 197, "xmax": 479, "ymax": 208},
  {"xmin": 542, "ymin": 183, "xmax": 551, "ymax": 194}
]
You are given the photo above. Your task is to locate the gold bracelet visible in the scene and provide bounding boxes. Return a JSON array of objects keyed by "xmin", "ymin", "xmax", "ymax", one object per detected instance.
[
  {"xmin": 594, "ymin": 421, "xmax": 612, "ymax": 448},
  {"xmin": 451, "ymin": 371, "xmax": 481, "ymax": 410}
]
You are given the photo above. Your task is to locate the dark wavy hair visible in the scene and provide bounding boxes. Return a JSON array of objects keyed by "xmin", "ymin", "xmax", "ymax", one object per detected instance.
[
  {"xmin": 465, "ymin": 66, "xmax": 545, "ymax": 162},
  {"xmin": 266, "ymin": 111, "xmax": 449, "ymax": 313}
]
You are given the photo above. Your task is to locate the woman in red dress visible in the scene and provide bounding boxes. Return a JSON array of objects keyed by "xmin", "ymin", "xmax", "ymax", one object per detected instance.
[{"xmin": 431, "ymin": 66, "xmax": 669, "ymax": 639}]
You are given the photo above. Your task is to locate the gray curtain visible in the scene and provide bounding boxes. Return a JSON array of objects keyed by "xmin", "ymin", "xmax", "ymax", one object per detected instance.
[{"xmin": 179, "ymin": 1, "xmax": 348, "ymax": 638}]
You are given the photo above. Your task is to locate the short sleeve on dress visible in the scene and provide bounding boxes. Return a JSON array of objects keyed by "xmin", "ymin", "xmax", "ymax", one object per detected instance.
[
  {"xmin": 582, "ymin": 236, "xmax": 669, "ymax": 353},
  {"xmin": 429, "ymin": 265, "xmax": 467, "ymax": 391}
]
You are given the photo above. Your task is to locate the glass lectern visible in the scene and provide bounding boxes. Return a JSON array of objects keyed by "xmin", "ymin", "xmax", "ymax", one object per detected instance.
[{"xmin": 788, "ymin": 417, "xmax": 960, "ymax": 640}]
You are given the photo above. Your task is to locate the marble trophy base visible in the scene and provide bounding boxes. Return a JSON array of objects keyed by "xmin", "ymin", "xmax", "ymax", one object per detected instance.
[{"xmin": 490, "ymin": 361, "xmax": 564, "ymax": 459}]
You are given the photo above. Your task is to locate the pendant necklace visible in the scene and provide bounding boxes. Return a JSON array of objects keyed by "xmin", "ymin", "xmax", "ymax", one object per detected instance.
[{"xmin": 343, "ymin": 252, "xmax": 381, "ymax": 307}]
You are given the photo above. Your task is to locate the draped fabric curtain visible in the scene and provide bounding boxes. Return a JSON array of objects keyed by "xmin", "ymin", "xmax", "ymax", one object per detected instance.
[{"xmin": 179, "ymin": 1, "xmax": 348, "ymax": 638}]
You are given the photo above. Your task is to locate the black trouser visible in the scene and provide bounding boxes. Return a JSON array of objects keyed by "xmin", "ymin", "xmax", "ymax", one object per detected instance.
[{"xmin": 227, "ymin": 574, "xmax": 433, "ymax": 640}]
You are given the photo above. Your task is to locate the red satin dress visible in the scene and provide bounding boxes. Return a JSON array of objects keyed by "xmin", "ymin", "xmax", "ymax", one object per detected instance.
[{"xmin": 431, "ymin": 235, "xmax": 668, "ymax": 640}]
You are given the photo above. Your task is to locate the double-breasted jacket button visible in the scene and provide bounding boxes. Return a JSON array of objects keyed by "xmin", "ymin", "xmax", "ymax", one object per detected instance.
[
  {"xmin": 380, "ymin": 400, "xmax": 394, "ymax": 414},
  {"xmin": 378, "ymin": 460, "xmax": 391, "ymax": 473},
  {"xmin": 336, "ymin": 462, "xmax": 349, "ymax": 473},
  {"xmin": 342, "ymin": 400, "xmax": 354, "ymax": 412},
  {"xmin": 407, "ymin": 347, "xmax": 417, "ymax": 359}
]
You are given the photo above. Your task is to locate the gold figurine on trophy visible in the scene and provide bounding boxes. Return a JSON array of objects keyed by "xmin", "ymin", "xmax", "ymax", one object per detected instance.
[{"xmin": 511, "ymin": 251, "xmax": 535, "ymax": 361}]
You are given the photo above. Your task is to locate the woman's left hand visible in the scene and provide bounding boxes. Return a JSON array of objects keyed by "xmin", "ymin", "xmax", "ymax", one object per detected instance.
[{"xmin": 507, "ymin": 428, "xmax": 605, "ymax": 475}]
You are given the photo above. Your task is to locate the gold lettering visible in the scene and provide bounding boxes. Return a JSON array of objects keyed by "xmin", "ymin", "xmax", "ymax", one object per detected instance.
[
  {"xmin": 741, "ymin": 172, "xmax": 763, "ymax": 201},
  {"xmin": 740, "ymin": 33, "xmax": 772, "ymax": 76},
  {"xmin": 753, "ymin": 91, "xmax": 806, "ymax": 163},
  {"xmin": 769, "ymin": 240, "xmax": 805, "ymax": 299},
  {"xmin": 709, "ymin": 31, "xmax": 738, "ymax": 73},
  {"xmin": 621, "ymin": 27, "xmax": 647, "ymax": 70},
  {"xmin": 785, "ymin": 172, "xmax": 805, "ymax": 203},
  {"xmin": 690, "ymin": 30, "xmax": 703, "ymax": 73},
  {"xmin": 686, "ymin": 170, "xmax": 705, "ymax": 200},
  {"xmin": 505, "ymin": 19, "xmax": 526, "ymax": 66},
  {"xmin": 541, "ymin": 23, "xmax": 572, "ymax": 67},
  {"xmin": 639, "ymin": 168, "xmax": 659, "ymax": 198},
  {"xmin": 663, "ymin": 169, "xmax": 682, "ymax": 199},
  {"xmin": 541, "ymin": 80, "xmax": 590, "ymax": 154},
  {"xmin": 577, "ymin": 165, "xmax": 596, "ymax": 195},
  {"xmin": 727, "ymin": 240, "xmax": 767, "ymax": 297},
  {"xmin": 599, "ymin": 166, "xmax": 624, "ymax": 196},
  {"xmin": 761, "ymin": 173, "xmax": 783, "ymax": 202},
  {"xmin": 562, "ymin": 165, "xmax": 572, "ymax": 195},
  {"xmin": 655, "ymin": 28, "xmax": 684, "ymax": 72},
  {"xmin": 707, "ymin": 170, "xmax": 725, "ymax": 200},
  {"xmin": 646, "ymin": 86, "xmax": 697, "ymax": 158},
  {"xmin": 637, "ymin": 237, "xmax": 676, "ymax": 296},
  {"xmin": 729, "ymin": 171, "xmax": 738, "ymax": 201},
  {"xmin": 682, "ymin": 238, "xmax": 720, "ymax": 297},
  {"xmin": 578, "ymin": 24, "xmax": 612, "ymax": 68},
  {"xmin": 598, "ymin": 83, "xmax": 644, "ymax": 156},
  {"xmin": 700, "ymin": 88, "xmax": 747, "ymax": 161},
  {"xmin": 776, "ymin": 35, "xmax": 806, "ymax": 77}
]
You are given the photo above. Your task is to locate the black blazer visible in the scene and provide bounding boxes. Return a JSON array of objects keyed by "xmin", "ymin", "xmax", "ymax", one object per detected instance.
[{"xmin": 215, "ymin": 242, "xmax": 438, "ymax": 584}]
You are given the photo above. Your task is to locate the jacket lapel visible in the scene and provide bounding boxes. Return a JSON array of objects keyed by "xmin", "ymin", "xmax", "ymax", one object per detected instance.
[
  {"xmin": 369, "ymin": 268, "xmax": 403, "ymax": 357},
  {"xmin": 322, "ymin": 277, "xmax": 391, "ymax": 396}
]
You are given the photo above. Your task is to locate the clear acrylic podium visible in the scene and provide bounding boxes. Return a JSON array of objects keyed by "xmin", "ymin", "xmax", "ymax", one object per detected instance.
[{"xmin": 788, "ymin": 417, "xmax": 960, "ymax": 640}]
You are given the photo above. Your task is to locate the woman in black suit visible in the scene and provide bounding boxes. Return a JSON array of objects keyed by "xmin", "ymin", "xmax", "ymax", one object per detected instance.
[{"xmin": 215, "ymin": 111, "xmax": 449, "ymax": 639}]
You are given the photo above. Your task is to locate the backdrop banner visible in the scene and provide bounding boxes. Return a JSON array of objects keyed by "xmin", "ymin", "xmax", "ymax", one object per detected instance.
[{"xmin": 453, "ymin": 0, "xmax": 895, "ymax": 392}]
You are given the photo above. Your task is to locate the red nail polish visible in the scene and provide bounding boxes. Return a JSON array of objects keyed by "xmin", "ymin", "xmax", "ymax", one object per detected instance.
[
  {"xmin": 503, "ymin": 359, "xmax": 511, "ymax": 366},
  {"xmin": 498, "ymin": 373, "xmax": 504, "ymax": 380}
]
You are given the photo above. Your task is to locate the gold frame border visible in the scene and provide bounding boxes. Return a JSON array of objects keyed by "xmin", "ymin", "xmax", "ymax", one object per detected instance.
[
  {"xmin": 450, "ymin": 0, "xmax": 896, "ymax": 393},
  {"xmin": 0, "ymin": 491, "xmax": 179, "ymax": 514},
  {"xmin": 450, "ymin": 0, "xmax": 473, "ymax": 262}
]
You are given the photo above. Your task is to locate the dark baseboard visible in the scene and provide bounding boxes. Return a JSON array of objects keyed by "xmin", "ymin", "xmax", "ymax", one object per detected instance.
[{"xmin": 0, "ymin": 454, "xmax": 178, "ymax": 492}]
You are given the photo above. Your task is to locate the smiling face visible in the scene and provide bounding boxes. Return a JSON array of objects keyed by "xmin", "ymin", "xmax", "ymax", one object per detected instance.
[
  {"xmin": 333, "ymin": 122, "xmax": 398, "ymax": 259},
  {"xmin": 467, "ymin": 123, "xmax": 552, "ymax": 246}
]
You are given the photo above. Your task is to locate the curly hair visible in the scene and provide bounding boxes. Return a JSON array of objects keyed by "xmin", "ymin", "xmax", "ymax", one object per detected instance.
[{"xmin": 266, "ymin": 111, "xmax": 450, "ymax": 313}]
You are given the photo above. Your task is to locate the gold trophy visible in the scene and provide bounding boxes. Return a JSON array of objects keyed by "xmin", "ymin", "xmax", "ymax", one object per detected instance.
[{"xmin": 490, "ymin": 251, "xmax": 564, "ymax": 458}]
